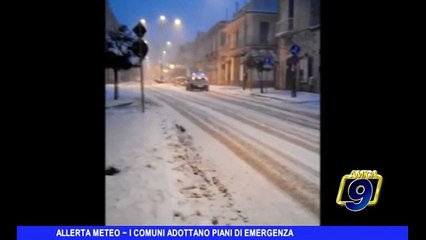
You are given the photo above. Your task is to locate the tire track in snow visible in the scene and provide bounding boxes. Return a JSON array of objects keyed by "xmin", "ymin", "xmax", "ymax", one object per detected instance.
[
  {"xmin": 174, "ymin": 94, "xmax": 319, "ymax": 178},
  {"xmin": 208, "ymin": 91, "xmax": 320, "ymax": 120},
  {"xmin": 164, "ymin": 121, "xmax": 249, "ymax": 225},
  {"xmin": 203, "ymin": 92, "xmax": 319, "ymax": 130},
  {"xmin": 151, "ymin": 89, "xmax": 320, "ymax": 218},
  {"xmin": 162, "ymin": 86, "xmax": 319, "ymax": 142},
  {"xmin": 172, "ymin": 92, "xmax": 319, "ymax": 153},
  {"xmin": 155, "ymin": 89, "xmax": 319, "ymax": 178}
]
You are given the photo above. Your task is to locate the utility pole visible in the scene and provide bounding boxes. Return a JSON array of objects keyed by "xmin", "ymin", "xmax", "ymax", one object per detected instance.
[
  {"xmin": 132, "ymin": 20, "xmax": 148, "ymax": 112},
  {"xmin": 140, "ymin": 38, "xmax": 145, "ymax": 113},
  {"xmin": 290, "ymin": 44, "xmax": 301, "ymax": 97},
  {"xmin": 244, "ymin": 0, "xmax": 251, "ymax": 91},
  {"xmin": 243, "ymin": 0, "xmax": 247, "ymax": 90}
]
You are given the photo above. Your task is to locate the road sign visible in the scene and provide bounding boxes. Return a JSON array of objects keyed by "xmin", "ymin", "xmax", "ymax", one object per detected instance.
[
  {"xmin": 133, "ymin": 22, "xmax": 147, "ymax": 38},
  {"xmin": 263, "ymin": 56, "xmax": 273, "ymax": 70},
  {"xmin": 263, "ymin": 56, "xmax": 272, "ymax": 65},
  {"xmin": 290, "ymin": 44, "xmax": 301, "ymax": 55}
]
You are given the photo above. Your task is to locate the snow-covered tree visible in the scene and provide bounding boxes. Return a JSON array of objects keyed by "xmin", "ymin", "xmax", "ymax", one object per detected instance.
[
  {"xmin": 105, "ymin": 25, "xmax": 145, "ymax": 100},
  {"xmin": 242, "ymin": 49, "xmax": 278, "ymax": 93}
]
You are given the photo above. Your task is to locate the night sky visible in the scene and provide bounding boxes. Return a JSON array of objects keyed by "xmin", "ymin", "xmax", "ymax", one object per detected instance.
[{"xmin": 109, "ymin": 0, "xmax": 247, "ymax": 45}]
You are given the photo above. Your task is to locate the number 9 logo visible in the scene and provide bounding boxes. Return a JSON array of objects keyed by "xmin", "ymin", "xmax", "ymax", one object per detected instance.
[
  {"xmin": 345, "ymin": 179, "xmax": 373, "ymax": 211},
  {"xmin": 337, "ymin": 170, "xmax": 383, "ymax": 211}
]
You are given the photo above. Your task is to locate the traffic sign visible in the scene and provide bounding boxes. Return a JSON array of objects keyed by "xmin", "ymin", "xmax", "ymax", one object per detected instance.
[
  {"xmin": 133, "ymin": 22, "xmax": 147, "ymax": 38},
  {"xmin": 263, "ymin": 56, "xmax": 273, "ymax": 70},
  {"xmin": 263, "ymin": 56, "xmax": 272, "ymax": 65},
  {"xmin": 290, "ymin": 44, "xmax": 301, "ymax": 55}
]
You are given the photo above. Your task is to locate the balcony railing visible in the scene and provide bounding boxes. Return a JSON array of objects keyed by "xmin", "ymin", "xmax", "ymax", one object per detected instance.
[{"xmin": 275, "ymin": 18, "xmax": 294, "ymax": 37}]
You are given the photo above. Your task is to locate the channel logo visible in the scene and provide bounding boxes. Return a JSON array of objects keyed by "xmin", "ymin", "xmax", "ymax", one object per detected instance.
[{"xmin": 336, "ymin": 170, "xmax": 383, "ymax": 212}]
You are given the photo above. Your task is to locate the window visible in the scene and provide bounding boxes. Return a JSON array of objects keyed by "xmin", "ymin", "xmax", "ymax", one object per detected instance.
[
  {"xmin": 235, "ymin": 30, "xmax": 239, "ymax": 47},
  {"xmin": 288, "ymin": 0, "xmax": 294, "ymax": 17},
  {"xmin": 212, "ymin": 38, "xmax": 215, "ymax": 51},
  {"xmin": 220, "ymin": 32, "xmax": 226, "ymax": 46},
  {"xmin": 244, "ymin": 23, "xmax": 248, "ymax": 45},
  {"xmin": 288, "ymin": 0, "xmax": 294, "ymax": 30},
  {"xmin": 259, "ymin": 22, "xmax": 269, "ymax": 44},
  {"xmin": 310, "ymin": 0, "xmax": 320, "ymax": 26},
  {"xmin": 308, "ymin": 56, "xmax": 313, "ymax": 77}
]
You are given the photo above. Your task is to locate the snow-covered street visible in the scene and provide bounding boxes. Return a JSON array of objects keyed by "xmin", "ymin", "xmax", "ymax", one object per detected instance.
[{"xmin": 106, "ymin": 82, "xmax": 320, "ymax": 225}]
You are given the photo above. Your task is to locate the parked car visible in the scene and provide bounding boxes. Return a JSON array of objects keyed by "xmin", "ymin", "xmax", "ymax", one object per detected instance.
[
  {"xmin": 186, "ymin": 72, "xmax": 209, "ymax": 91},
  {"xmin": 154, "ymin": 77, "xmax": 166, "ymax": 84},
  {"xmin": 173, "ymin": 76, "xmax": 187, "ymax": 86}
]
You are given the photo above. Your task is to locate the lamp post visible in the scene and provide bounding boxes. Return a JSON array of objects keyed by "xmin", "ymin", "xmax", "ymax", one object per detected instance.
[
  {"xmin": 159, "ymin": 15, "xmax": 166, "ymax": 81},
  {"xmin": 174, "ymin": 18, "xmax": 181, "ymax": 26},
  {"xmin": 159, "ymin": 16, "xmax": 182, "ymax": 81},
  {"xmin": 139, "ymin": 16, "xmax": 182, "ymax": 84},
  {"xmin": 162, "ymin": 50, "xmax": 167, "ymax": 80}
]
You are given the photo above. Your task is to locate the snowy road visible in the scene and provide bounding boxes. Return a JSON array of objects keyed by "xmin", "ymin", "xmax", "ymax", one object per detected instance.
[{"xmin": 106, "ymin": 82, "xmax": 320, "ymax": 225}]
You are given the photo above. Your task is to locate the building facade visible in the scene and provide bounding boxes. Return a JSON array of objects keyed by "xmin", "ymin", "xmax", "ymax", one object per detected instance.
[
  {"xmin": 275, "ymin": 0, "xmax": 320, "ymax": 92},
  {"xmin": 222, "ymin": 0, "xmax": 279, "ymax": 87},
  {"xmin": 198, "ymin": 21, "xmax": 227, "ymax": 85},
  {"xmin": 176, "ymin": 0, "xmax": 280, "ymax": 87}
]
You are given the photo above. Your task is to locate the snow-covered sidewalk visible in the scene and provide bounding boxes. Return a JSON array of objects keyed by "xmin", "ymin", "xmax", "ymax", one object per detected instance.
[
  {"xmin": 105, "ymin": 83, "xmax": 140, "ymax": 108},
  {"xmin": 209, "ymin": 85, "xmax": 320, "ymax": 107}
]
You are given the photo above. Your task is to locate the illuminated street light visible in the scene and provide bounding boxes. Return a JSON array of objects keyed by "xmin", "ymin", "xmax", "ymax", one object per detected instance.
[{"xmin": 157, "ymin": 15, "xmax": 180, "ymax": 81}]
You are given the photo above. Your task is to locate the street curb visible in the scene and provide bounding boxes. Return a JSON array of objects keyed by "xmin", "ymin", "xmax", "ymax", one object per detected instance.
[
  {"xmin": 249, "ymin": 93, "xmax": 320, "ymax": 119},
  {"xmin": 210, "ymin": 89, "xmax": 320, "ymax": 119},
  {"xmin": 105, "ymin": 100, "xmax": 134, "ymax": 109},
  {"xmin": 250, "ymin": 93, "xmax": 319, "ymax": 104},
  {"xmin": 211, "ymin": 88, "xmax": 319, "ymax": 104}
]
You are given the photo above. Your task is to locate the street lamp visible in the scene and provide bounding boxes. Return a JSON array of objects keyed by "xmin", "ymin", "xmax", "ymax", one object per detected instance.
[
  {"xmin": 172, "ymin": 18, "xmax": 183, "ymax": 62},
  {"xmin": 145, "ymin": 56, "xmax": 151, "ymax": 81},
  {"xmin": 174, "ymin": 18, "xmax": 181, "ymax": 26},
  {"xmin": 159, "ymin": 15, "xmax": 167, "ymax": 81},
  {"xmin": 141, "ymin": 16, "xmax": 182, "ymax": 82},
  {"xmin": 162, "ymin": 51, "xmax": 167, "ymax": 64}
]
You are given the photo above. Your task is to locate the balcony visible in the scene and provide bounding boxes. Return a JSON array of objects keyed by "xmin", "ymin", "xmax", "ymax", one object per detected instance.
[{"xmin": 275, "ymin": 18, "xmax": 294, "ymax": 37}]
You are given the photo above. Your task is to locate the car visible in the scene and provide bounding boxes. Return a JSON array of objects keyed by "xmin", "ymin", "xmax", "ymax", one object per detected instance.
[
  {"xmin": 173, "ymin": 76, "xmax": 187, "ymax": 86},
  {"xmin": 154, "ymin": 77, "xmax": 166, "ymax": 84},
  {"xmin": 186, "ymin": 72, "xmax": 209, "ymax": 91}
]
